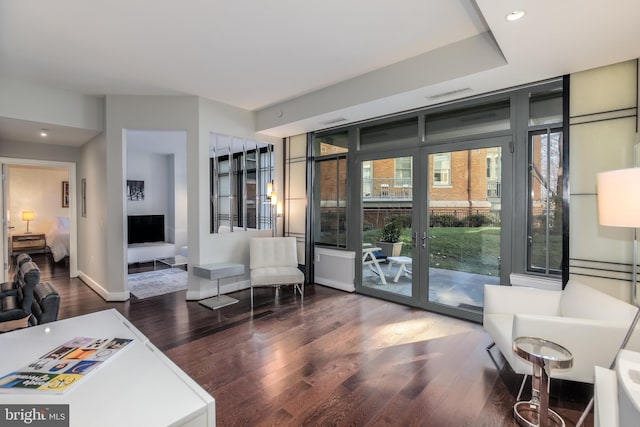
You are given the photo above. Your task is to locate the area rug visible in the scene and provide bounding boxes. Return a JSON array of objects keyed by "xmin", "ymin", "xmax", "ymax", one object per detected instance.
[{"xmin": 128, "ymin": 268, "xmax": 188, "ymax": 299}]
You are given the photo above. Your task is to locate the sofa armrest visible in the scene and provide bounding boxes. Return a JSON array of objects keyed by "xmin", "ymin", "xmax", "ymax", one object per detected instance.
[
  {"xmin": 30, "ymin": 281, "xmax": 60, "ymax": 325},
  {"xmin": 513, "ymin": 313, "xmax": 630, "ymax": 383},
  {"xmin": 484, "ymin": 284, "xmax": 562, "ymax": 317}
]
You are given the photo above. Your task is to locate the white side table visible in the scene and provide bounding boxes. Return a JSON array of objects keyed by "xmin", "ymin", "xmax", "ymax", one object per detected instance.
[
  {"xmin": 154, "ymin": 254, "xmax": 188, "ymax": 270},
  {"xmin": 193, "ymin": 263, "xmax": 245, "ymax": 309}
]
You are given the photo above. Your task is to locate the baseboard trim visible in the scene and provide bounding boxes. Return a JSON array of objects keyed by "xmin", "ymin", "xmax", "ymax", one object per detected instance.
[
  {"xmin": 315, "ymin": 278, "xmax": 355, "ymax": 293},
  {"xmin": 77, "ymin": 270, "xmax": 130, "ymax": 302}
]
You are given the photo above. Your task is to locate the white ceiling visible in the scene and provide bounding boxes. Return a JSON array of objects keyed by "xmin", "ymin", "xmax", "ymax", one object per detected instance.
[{"xmin": 1, "ymin": 0, "xmax": 639, "ymax": 146}]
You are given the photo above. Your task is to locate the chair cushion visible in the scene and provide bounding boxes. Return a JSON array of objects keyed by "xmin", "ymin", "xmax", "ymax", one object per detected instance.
[
  {"xmin": 251, "ymin": 266, "xmax": 304, "ymax": 286},
  {"xmin": 250, "ymin": 237, "xmax": 298, "ymax": 270},
  {"xmin": 484, "ymin": 313, "xmax": 532, "ymax": 375}
]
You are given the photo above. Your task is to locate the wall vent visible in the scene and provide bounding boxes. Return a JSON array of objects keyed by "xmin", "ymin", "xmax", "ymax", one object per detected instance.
[
  {"xmin": 320, "ymin": 117, "xmax": 348, "ymax": 126},
  {"xmin": 426, "ymin": 88, "xmax": 472, "ymax": 101}
]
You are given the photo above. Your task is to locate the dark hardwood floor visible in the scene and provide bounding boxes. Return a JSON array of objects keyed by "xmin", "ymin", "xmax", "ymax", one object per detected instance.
[{"xmin": 30, "ymin": 254, "xmax": 593, "ymax": 426}]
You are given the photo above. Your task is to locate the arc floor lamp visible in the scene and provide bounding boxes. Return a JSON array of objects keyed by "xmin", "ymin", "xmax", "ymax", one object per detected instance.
[{"xmin": 578, "ymin": 166, "xmax": 640, "ymax": 426}]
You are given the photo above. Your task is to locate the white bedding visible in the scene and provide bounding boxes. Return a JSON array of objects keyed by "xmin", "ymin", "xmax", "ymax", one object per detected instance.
[{"xmin": 46, "ymin": 216, "xmax": 70, "ymax": 262}]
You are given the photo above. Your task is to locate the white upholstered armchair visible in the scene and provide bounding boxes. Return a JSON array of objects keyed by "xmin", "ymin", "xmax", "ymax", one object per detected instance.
[
  {"xmin": 249, "ymin": 237, "xmax": 305, "ymax": 308},
  {"xmin": 483, "ymin": 280, "xmax": 640, "ymax": 385}
]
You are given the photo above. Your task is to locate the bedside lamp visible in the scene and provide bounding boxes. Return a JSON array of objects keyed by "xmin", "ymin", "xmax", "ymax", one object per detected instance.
[{"xmin": 22, "ymin": 211, "xmax": 35, "ymax": 234}]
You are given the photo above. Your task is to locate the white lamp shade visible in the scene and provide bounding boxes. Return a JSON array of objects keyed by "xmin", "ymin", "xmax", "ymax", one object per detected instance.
[
  {"xmin": 21, "ymin": 210, "xmax": 35, "ymax": 221},
  {"xmin": 597, "ymin": 167, "xmax": 640, "ymax": 227}
]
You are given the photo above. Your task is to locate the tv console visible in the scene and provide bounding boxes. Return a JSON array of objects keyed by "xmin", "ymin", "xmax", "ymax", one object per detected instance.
[{"xmin": 128, "ymin": 241, "xmax": 175, "ymax": 264}]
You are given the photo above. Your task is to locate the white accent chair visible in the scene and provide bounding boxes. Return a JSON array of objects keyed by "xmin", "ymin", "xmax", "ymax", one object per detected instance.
[
  {"xmin": 594, "ymin": 366, "xmax": 619, "ymax": 427},
  {"xmin": 483, "ymin": 280, "xmax": 640, "ymax": 386},
  {"xmin": 249, "ymin": 237, "xmax": 304, "ymax": 308}
]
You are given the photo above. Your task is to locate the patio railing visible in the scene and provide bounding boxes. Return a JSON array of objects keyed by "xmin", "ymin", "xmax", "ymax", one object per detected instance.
[{"xmin": 362, "ymin": 178, "xmax": 412, "ymax": 200}]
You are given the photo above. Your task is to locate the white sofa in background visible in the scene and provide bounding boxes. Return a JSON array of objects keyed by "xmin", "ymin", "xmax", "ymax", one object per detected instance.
[
  {"xmin": 483, "ymin": 279, "xmax": 640, "ymax": 384},
  {"xmin": 249, "ymin": 237, "xmax": 304, "ymax": 308}
]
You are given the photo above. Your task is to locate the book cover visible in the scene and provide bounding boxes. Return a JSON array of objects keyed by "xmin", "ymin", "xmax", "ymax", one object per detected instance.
[{"xmin": 0, "ymin": 337, "xmax": 133, "ymax": 394}]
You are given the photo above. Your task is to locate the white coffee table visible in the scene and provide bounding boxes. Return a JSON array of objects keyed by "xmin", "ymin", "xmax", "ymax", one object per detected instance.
[
  {"xmin": 0, "ymin": 309, "xmax": 215, "ymax": 426},
  {"xmin": 154, "ymin": 254, "xmax": 188, "ymax": 270}
]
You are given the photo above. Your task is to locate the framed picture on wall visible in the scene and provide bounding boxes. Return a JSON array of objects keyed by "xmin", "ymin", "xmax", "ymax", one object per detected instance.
[
  {"xmin": 62, "ymin": 181, "xmax": 69, "ymax": 208},
  {"xmin": 127, "ymin": 180, "xmax": 145, "ymax": 201}
]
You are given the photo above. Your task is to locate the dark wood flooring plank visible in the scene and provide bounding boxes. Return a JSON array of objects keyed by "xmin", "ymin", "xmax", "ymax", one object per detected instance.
[{"xmin": 29, "ymin": 253, "xmax": 594, "ymax": 427}]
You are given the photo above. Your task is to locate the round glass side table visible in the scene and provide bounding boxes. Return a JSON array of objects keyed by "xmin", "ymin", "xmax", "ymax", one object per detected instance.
[{"xmin": 512, "ymin": 336, "xmax": 573, "ymax": 427}]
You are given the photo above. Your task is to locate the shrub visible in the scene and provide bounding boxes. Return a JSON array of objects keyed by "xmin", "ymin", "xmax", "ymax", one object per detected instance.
[
  {"xmin": 464, "ymin": 214, "xmax": 491, "ymax": 227},
  {"xmin": 379, "ymin": 215, "xmax": 408, "ymax": 242},
  {"xmin": 430, "ymin": 215, "xmax": 461, "ymax": 227}
]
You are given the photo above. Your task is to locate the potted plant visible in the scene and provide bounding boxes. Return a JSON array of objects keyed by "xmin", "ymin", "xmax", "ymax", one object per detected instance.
[{"xmin": 377, "ymin": 215, "xmax": 405, "ymax": 257}]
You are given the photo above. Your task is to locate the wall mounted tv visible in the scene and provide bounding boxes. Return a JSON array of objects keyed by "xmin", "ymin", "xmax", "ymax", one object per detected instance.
[{"xmin": 128, "ymin": 214, "xmax": 165, "ymax": 244}]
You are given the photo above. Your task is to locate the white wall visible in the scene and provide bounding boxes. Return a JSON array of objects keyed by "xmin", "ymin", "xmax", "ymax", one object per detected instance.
[
  {"xmin": 569, "ymin": 59, "xmax": 639, "ymax": 301},
  {"xmin": 7, "ymin": 165, "xmax": 69, "ymax": 234},
  {"xmin": 0, "ymin": 76, "xmax": 103, "ymax": 132},
  {"xmin": 189, "ymin": 97, "xmax": 282, "ymax": 298},
  {"xmin": 97, "ymin": 95, "xmax": 199, "ymax": 300},
  {"xmin": 76, "ymin": 94, "xmax": 282, "ymax": 301},
  {"xmin": 78, "ymin": 132, "xmax": 111, "ymax": 299},
  {"xmin": 126, "ymin": 150, "xmax": 172, "ymax": 219},
  {"xmin": 0, "ymin": 141, "xmax": 80, "ymax": 163}
]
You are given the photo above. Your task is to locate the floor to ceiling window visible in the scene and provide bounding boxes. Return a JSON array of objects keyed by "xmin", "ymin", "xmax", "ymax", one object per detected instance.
[
  {"xmin": 313, "ymin": 131, "xmax": 348, "ymax": 248},
  {"xmin": 311, "ymin": 79, "xmax": 566, "ymax": 322}
]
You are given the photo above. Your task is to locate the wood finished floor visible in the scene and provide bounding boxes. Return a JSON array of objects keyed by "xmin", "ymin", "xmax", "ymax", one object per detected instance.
[{"xmin": 31, "ymin": 254, "xmax": 593, "ymax": 427}]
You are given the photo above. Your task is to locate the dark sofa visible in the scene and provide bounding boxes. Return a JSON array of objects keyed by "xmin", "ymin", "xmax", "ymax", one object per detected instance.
[{"xmin": 0, "ymin": 253, "xmax": 60, "ymax": 332}]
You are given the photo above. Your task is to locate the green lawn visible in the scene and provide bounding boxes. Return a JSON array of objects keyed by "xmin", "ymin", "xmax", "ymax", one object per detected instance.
[
  {"xmin": 427, "ymin": 227, "xmax": 501, "ymax": 276},
  {"xmin": 364, "ymin": 226, "xmax": 501, "ymax": 276},
  {"xmin": 363, "ymin": 225, "xmax": 561, "ymax": 276}
]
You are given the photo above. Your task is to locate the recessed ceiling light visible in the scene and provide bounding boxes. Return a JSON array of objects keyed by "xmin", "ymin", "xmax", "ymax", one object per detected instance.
[
  {"xmin": 40, "ymin": 129, "xmax": 48, "ymax": 137},
  {"xmin": 506, "ymin": 10, "xmax": 525, "ymax": 21}
]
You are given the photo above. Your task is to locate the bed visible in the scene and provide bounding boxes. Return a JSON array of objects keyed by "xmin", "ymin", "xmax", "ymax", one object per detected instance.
[{"xmin": 46, "ymin": 216, "xmax": 70, "ymax": 262}]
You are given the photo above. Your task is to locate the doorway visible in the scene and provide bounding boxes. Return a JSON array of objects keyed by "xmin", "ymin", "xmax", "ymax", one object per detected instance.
[
  {"xmin": 357, "ymin": 137, "xmax": 511, "ymax": 322},
  {"xmin": 124, "ymin": 129, "xmax": 187, "ymax": 274},
  {"xmin": 1, "ymin": 158, "xmax": 77, "ymax": 282}
]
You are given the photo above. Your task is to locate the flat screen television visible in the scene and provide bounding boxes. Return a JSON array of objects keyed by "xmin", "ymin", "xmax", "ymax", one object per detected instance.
[{"xmin": 128, "ymin": 214, "xmax": 165, "ymax": 244}]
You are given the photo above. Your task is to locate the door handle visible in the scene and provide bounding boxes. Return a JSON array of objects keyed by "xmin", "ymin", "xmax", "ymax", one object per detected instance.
[{"xmin": 421, "ymin": 231, "xmax": 427, "ymax": 248}]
